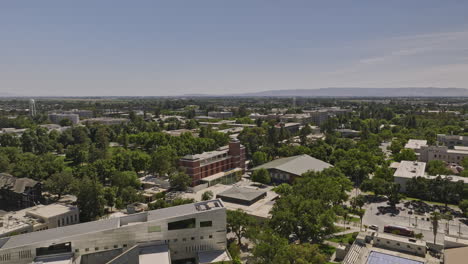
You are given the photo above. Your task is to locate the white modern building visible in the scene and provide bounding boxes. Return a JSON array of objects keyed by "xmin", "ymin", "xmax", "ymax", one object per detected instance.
[{"xmin": 0, "ymin": 200, "xmax": 229, "ymax": 264}]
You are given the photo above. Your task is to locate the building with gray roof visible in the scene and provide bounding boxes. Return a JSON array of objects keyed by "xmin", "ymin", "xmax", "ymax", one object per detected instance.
[
  {"xmin": 252, "ymin": 154, "xmax": 332, "ymax": 183},
  {"xmin": 0, "ymin": 173, "xmax": 42, "ymax": 210},
  {"xmin": 216, "ymin": 186, "xmax": 267, "ymax": 206}
]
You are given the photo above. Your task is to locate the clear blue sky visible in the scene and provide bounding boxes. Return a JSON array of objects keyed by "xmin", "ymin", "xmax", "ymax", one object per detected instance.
[{"xmin": 1, "ymin": 1, "xmax": 468, "ymax": 96}]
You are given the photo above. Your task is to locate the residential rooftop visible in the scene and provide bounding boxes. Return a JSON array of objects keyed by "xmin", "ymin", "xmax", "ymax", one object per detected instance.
[{"xmin": 405, "ymin": 139, "xmax": 428, "ymax": 150}]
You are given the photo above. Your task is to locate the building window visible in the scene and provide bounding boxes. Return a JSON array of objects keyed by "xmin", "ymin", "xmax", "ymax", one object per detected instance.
[
  {"xmin": 200, "ymin": 221, "xmax": 212, "ymax": 227},
  {"xmin": 123, "ymin": 244, "xmax": 127, "ymax": 247},
  {"xmin": 396, "ymin": 243, "xmax": 400, "ymax": 246},
  {"xmin": 174, "ymin": 239, "xmax": 178, "ymax": 242},
  {"xmin": 75, "ymin": 249, "xmax": 79, "ymax": 253},
  {"xmin": 168, "ymin": 218, "xmax": 196, "ymax": 230},
  {"xmin": 85, "ymin": 248, "xmax": 89, "ymax": 252},
  {"xmin": 200, "ymin": 236, "xmax": 204, "ymax": 240},
  {"xmin": 191, "ymin": 237, "xmax": 195, "ymax": 240},
  {"xmin": 114, "ymin": 245, "xmax": 118, "ymax": 249},
  {"xmin": 95, "ymin": 247, "xmax": 99, "ymax": 251},
  {"xmin": 209, "ymin": 235, "xmax": 213, "ymax": 239},
  {"xmin": 183, "ymin": 238, "xmax": 187, "ymax": 242}
]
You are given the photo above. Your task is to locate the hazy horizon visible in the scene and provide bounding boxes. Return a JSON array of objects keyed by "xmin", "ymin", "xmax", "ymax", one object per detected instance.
[{"xmin": 2, "ymin": 1, "xmax": 468, "ymax": 96}]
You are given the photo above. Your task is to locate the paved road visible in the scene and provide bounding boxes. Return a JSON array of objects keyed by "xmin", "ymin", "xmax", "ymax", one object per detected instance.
[{"xmin": 362, "ymin": 200, "xmax": 468, "ymax": 244}]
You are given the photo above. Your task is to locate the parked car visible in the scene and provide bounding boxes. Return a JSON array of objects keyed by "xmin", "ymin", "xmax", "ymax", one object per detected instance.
[{"xmin": 369, "ymin": 225, "xmax": 379, "ymax": 231}]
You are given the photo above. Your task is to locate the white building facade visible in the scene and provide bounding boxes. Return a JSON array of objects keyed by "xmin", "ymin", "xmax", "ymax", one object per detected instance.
[{"xmin": 0, "ymin": 200, "xmax": 228, "ymax": 264}]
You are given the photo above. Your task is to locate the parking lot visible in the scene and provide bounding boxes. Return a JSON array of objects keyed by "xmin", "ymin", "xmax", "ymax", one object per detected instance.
[{"xmin": 362, "ymin": 199, "xmax": 468, "ymax": 244}]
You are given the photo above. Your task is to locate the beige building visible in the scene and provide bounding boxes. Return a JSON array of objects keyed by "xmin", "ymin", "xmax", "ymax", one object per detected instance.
[
  {"xmin": 419, "ymin": 145, "xmax": 468, "ymax": 164},
  {"xmin": 0, "ymin": 204, "xmax": 79, "ymax": 238}
]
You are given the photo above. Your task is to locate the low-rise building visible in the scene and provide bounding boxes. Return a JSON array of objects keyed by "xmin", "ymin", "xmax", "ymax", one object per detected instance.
[
  {"xmin": 405, "ymin": 139, "xmax": 428, "ymax": 155},
  {"xmin": 279, "ymin": 114, "xmax": 312, "ymax": 125},
  {"xmin": 274, "ymin": 122, "xmax": 301, "ymax": 134},
  {"xmin": 335, "ymin": 128, "xmax": 360, "ymax": 138},
  {"xmin": 252, "ymin": 154, "xmax": 332, "ymax": 183},
  {"xmin": 342, "ymin": 232, "xmax": 441, "ymax": 264},
  {"xmin": 437, "ymin": 134, "xmax": 468, "ymax": 149},
  {"xmin": 419, "ymin": 145, "xmax": 468, "ymax": 164},
  {"xmin": 216, "ymin": 186, "xmax": 267, "ymax": 206},
  {"xmin": 48, "ymin": 113, "xmax": 80, "ymax": 125},
  {"xmin": 65, "ymin": 109, "xmax": 93, "ymax": 119},
  {"xmin": 0, "ymin": 173, "xmax": 42, "ymax": 210},
  {"xmin": 0, "ymin": 204, "xmax": 79, "ymax": 237},
  {"xmin": 179, "ymin": 140, "xmax": 246, "ymax": 186},
  {"xmin": 0, "ymin": 128, "xmax": 27, "ymax": 136},
  {"xmin": 82, "ymin": 118, "xmax": 129, "ymax": 126},
  {"xmin": 207, "ymin": 111, "xmax": 233, "ymax": 119},
  {"xmin": 392, "ymin": 160, "xmax": 468, "ymax": 192},
  {"xmin": 391, "ymin": 161, "xmax": 426, "ymax": 192},
  {"xmin": 163, "ymin": 129, "xmax": 198, "ymax": 137}
]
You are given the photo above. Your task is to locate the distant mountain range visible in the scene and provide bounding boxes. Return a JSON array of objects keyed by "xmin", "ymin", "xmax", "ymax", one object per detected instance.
[{"xmin": 222, "ymin": 87, "xmax": 468, "ymax": 97}]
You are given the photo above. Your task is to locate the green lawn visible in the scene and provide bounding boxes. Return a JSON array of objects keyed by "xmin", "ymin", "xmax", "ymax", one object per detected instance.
[
  {"xmin": 328, "ymin": 232, "xmax": 359, "ymax": 244},
  {"xmin": 334, "ymin": 226, "xmax": 346, "ymax": 233},
  {"xmin": 318, "ymin": 244, "xmax": 336, "ymax": 257}
]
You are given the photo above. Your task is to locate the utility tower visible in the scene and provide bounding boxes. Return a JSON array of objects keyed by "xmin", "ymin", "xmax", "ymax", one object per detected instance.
[{"xmin": 29, "ymin": 99, "xmax": 37, "ymax": 117}]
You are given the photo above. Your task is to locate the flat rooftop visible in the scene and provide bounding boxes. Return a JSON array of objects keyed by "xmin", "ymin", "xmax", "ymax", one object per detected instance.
[
  {"xmin": 217, "ymin": 186, "xmax": 267, "ymax": 203},
  {"xmin": 181, "ymin": 145, "xmax": 232, "ymax": 161},
  {"xmin": 404, "ymin": 139, "xmax": 428, "ymax": 150},
  {"xmin": 181, "ymin": 181, "xmax": 278, "ymax": 219},
  {"xmin": 27, "ymin": 204, "xmax": 77, "ymax": 218},
  {"xmin": 393, "ymin": 160, "xmax": 426, "ymax": 178}
]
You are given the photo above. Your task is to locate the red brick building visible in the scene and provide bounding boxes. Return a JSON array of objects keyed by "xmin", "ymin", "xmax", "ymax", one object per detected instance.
[{"xmin": 179, "ymin": 140, "xmax": 246, "ymax": 186}]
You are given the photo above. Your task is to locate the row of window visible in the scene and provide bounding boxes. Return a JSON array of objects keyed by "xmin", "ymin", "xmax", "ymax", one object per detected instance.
[
  {"xmin": 57, "ymin": 214, "xmax": 78, "ymax": 227},
  {"xmin": 376, "ymin": 239, "xmax": 422, "ymax": 251},
  {"xmin": 0, "ymin": 253, "xmax": 10, "ymax": 262},
  {"xmin": 75, "ymin": 243, "xmax": 128, "ymax": 253},
  {"xmin": 164, "ymin": 234, "xmax": 214, "ymax": 244},
  {"xmin": 18, "ymin": 249, "xmax": 32, "ymax": 260}
]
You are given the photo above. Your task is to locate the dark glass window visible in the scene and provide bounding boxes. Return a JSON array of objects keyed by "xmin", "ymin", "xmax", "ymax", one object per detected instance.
[
  {"xmin": 168, "ymin": 218, "xmax": 196, "ymax": 230},
  {"xmin": 200, "ymin": 221, "xmax": 212, "ymax": 227}
]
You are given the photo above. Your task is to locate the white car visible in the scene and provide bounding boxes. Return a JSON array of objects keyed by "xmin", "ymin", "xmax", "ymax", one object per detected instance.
[{"xmin": 369, "ymin": 225, "xmax": 379, "ymax": 231}]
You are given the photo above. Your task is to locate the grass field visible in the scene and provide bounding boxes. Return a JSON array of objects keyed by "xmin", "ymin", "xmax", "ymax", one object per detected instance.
[{"xmin": 328, "ymin": 232, "xmax": 359, "ymax": 244}]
